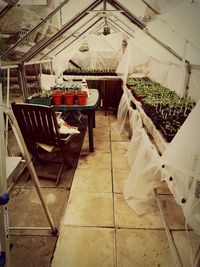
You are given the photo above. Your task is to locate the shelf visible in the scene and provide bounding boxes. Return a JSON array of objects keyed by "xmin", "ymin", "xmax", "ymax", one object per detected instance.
[{"xmin": 6, "ymin": 156, "xmax": 22, "ymax": 180}]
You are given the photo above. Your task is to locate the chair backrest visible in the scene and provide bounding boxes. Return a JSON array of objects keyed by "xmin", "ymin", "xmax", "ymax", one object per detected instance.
[{"xmin": 11, "ymin": 103, "xmax": 61, "ymax": 156}]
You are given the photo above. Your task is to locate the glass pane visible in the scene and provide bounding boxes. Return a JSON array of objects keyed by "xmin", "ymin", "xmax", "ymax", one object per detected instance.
[{"xmin": 0, "ymin": 1, "xmax": 63, "ymax": 65}]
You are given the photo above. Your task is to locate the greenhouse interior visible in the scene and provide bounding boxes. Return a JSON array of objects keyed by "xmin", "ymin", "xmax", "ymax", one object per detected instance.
[{"xmin": 0, "ymin": 0, "xmax": 200, "ymax": 266}]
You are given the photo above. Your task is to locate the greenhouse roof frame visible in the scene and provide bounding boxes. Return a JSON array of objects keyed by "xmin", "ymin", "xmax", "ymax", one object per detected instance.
[
  {"xmin": 1, "ymin": 0, "xmax": 148, "ymax": 65},
  {"xmin": 0, "ymin": 0, "xmax": 18, "ymax": 19},
  {"xmin": 40, "ymin": 16, "xmax": 103, "ymax": 60},
  {"xmin": 2, "ymin": 0, "xmax": 196, "ymax": 68}
]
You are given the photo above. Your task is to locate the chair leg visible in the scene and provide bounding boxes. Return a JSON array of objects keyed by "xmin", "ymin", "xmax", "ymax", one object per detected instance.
[
  {"xmin": 60, "ymin": 142, "xmax": 73, "ymax": 169},
  {"xmin": 55, "ymin": 161, "xmax": 65, "ymax": 187}
]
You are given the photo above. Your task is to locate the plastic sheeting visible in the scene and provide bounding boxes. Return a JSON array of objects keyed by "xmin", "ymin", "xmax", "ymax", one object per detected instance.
[
  {"xmin": 40, "ymin": 73, "xmax": 56, "ymax": 91},
  {"xmin": 116, "ymin": 91, "xmax": 130, "ymax": 135},
  {"xmin": 117, "ymin": 39, "xmax": 150, "ymax": 76},
  {"xmin": 160, "ymin": 99, "xmax": 200, "ymax": 235},
  {"xmin": 148, "ymin": 59, "xmax": 187, "ymax": 97},
  {"xmin": 71, "ymin": 49, "xmax": 122, "ymax": 70},
  {"xmin": 127, "ymin": 108, "xmax": 143, "ymax": 166},
  {"xmin": 133, "ymin": 29, "xmax": 180, "ymax": 65},
  {"xmin": 124, "ymin": 127, "xmax": 162, "ymax": 215},
  {"xmin": 52, "ymin": 33, "xmax": 123, "ymax": 76},
  {"xmin": 116, "ymin": 32, "xmax": 188, "ymax": 97},
  {"xmin": 52, "ymin": 38, "xmax": 85, "ymax": 77},
  {"xmin": 188, "ymin": 68, "xmax": 200, "ymax": 101},
  {"xmin": 86, "ymin": 33, "xmax": 123, "ymax": 52},
  {"xmin": 161, "ymin": 0, "xmax": 200, "ymax": 54}
]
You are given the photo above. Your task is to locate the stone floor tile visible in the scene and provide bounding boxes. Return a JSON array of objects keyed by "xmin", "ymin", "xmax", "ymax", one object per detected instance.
[
  {"xmin": 109, "ymin": 114, "xmax": 118, "ymax": 123},
  {"xmin": 93, "ymin": 129, "xmax": 110, "ymax": 139},
  {"xmin": 51, "ymin": 226, "xmax": 115, "ymax": 267},
  {"xmin": 113, "ymin": 170, "xmax": 130, "ymax": 193},
  {"xmin": 71, "ymin": 169, "xmax": 112, "ymax": 193},
  {"xmin": 95, "ymin": 109, "xmax": 107, "ymax": 117},
  {"xmin": 11, "ymin": 235, "xmax": 57, "ymax": 267},
  {"xmin": 116, "ymin": 229, "xmax": 174, "ymax": 267},
  {"xmin": 112, "ymin": 155, "xmax": 130, "ymax": 170},
  {"xmin": 111, "ymin": 141, "xmax": 129, "ymax": 154},
  {"xmin": 95, "ymin": 119, "xmax": 110, "ymax": 127},
  {"xmin": 78, "ymin": 152, "xmax": 111, "ymax": 169},
  {"xmin": 82, "ymin": 139, "xmax": 111, "ymax": 153},
  {"xmin": 114, "ymin": 194, "xmax": 164, "ymax": 229},
  {"xmin": 9, "ymin": 188, "xmax": 69, "ymax": 228},
  {"xmin": 156, "ymin": 181, "xmax": 172, "ymax": 195},
  {"xmin": 63, "ymin": 192, "xmax": 114, "ymax": 227},
  {"xmin": 15, "ymin": 158, "xmax": 78, "ymax": 188},
  {"xmin": 110, "ymin": 123, "xmax": 130, "ymax": 142},
  {"xmin": 159, "ymin": 195, "xmax": 186, "ymax": 229},
  {"xmin": 172, "ymin": 230, "xmax": 200, "ymax": 267}
]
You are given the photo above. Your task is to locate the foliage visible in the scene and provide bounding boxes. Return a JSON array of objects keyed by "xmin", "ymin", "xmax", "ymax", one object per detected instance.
[
  {"xmin": 63, "ymin": 68, "xmax": 117, "ymax": 76},
  {"xmin": 31, "ymin": 91, "xmax": 51, "ymax": 99},
  {"xmin": 127, "ymin": 77, "xmax": 196, "ymax": 141}
]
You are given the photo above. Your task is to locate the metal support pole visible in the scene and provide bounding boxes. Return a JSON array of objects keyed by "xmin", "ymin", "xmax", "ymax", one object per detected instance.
[
  {"xmin": 3, "ymin": 105, "xmax": 57, "ymax": 236},
  {"xmin": 155, "ymin": 190, "xmax": 183, "ymax": 267},
  {"xmin": 5, "ymin": 68, "xmax": 10, "ymax": 155},
  {"xmin": 17, "ymin": 64, "xmax": 28, "ymax": 102},
  {"xmin": 184, "ymin": 60, "xmax": 191, "ymax": 98},
  {"xmin": 0, "ymin": 65, "xmax": 11, "ymax": 267}
]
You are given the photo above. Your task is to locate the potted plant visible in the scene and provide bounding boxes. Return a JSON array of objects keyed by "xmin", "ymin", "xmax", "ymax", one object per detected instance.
[
  {"xmin": 76, "ymin": 90, "xmax": 87, "ymax": 105},
  {"xmin": 27, "ymin": 91, "xmax": 52, "ymax": 106},
  {"xmin": 51, "ymin": 89, "xmax": 63, "ymax": 105},
  {"xmin": 63, "ymin": 89, "xmax": 75, "ymax": 105}
]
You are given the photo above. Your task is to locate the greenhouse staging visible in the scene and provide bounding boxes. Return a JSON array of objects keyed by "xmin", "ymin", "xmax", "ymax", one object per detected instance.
[{"xmin": 0, "ymin": 0, "xmax": 200, "ymax": 267}]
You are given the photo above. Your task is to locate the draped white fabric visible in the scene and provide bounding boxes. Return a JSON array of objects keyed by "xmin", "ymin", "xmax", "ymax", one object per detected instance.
[
  {"xmin": 117, "ymin": 39, "xmax": 150, "ymax": 76},
  {"xmin": 52, "ymin": 33, "xmax": 123, "ymax": 75},
  {"xmin": 159, "ymin": 99, "xmax": 200, "ymax": 235},
  {"xmin": 124, "ymin": 128, "xmax": 162, "ymax": 215},
  {"xmin": 52, "ymin": 38, "xmax": 85, "ymax": 77},
  {"xmin": 86, "ymin": 33, "xmax": 123, "ymax": 52}
]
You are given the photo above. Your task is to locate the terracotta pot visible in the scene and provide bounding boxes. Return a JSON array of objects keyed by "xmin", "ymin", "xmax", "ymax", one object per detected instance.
[
  {"xmin": 52, "ymin": 93, "xmax": 63, "ymax": 105},
  {"xmin": 63, "ymin": 93, "xmax": 75, "ymax": 105},
  {"xmin": 76, "ymin": 92, "xmax": 87, "ymax": 105}
]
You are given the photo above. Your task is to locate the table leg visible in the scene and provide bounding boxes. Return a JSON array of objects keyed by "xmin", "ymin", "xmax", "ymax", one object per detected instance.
[
  {"xmin": 88, "ymin": 110, "xmax": 94, "ymax": 152},
  {"xmin": 93, "ymin": 110, "xmax": 96, "ymax": 128}
]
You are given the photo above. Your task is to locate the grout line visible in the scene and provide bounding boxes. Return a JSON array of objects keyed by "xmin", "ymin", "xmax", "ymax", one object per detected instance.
[{"xmin": 109, "ymin": 113, "xmax": 118, "ymax": 267}]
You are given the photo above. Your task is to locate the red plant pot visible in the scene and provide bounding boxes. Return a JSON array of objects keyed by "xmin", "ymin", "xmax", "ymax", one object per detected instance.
[
  {"xmin": 63, "ymin": 93, "xmax": 75, "ymax": 105},
  {"xmin": 52, "ymin": 93, "xmax": 63, "ymax": 105},
  {"xmin": 76, "ymin": 92, "xmax": 87, "ymax": 105}
]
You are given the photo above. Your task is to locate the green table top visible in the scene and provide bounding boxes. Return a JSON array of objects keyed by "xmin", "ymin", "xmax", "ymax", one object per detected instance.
[{"xmin": 53, "ymin": 89, "xmax": 99, "ymax": 111}]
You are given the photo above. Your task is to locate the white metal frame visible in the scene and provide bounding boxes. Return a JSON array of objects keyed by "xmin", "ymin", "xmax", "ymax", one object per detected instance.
[{"xmin": 0, "ymin": 100, "xmax": 58, "ymax": 267}]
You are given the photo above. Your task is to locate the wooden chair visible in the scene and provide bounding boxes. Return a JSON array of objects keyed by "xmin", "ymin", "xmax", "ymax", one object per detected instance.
[{"xmin": 11, "ymin": 102, "xmax": 73, "ymax": 186}]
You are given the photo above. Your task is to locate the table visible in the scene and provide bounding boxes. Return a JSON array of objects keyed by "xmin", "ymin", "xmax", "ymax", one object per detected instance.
[{"xmin": 53, "ymin": 89, "xmax": 99, "ymax": 152}]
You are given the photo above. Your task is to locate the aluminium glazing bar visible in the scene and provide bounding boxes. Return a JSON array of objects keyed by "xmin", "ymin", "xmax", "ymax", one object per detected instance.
[
  {"xmin": 40, "ymin": 16, "xmax": 103, "ymax": 60},
  {"xmin": 108, "ymin": 23, "xmax": 129, "ymax": 40},
  {"xmin": 144, "ymin": 28, "xmax": 182, "ymax": 61},
  {"xmin": 139, "ymin": 0, "xmax": 160, "ymax": 15},
  {"xmin": 108, "ymin": 18, "xmax": 134, "ymax": 39},
  {"xmin": 1, "ymin": 0, "xmax": 71, "ymax": 58},
  {"xmin": 109, "ymin": 11, "xmax": 136, "ymax": 34},
  {"xmin": 107, "ymin": 0, "xmax": 145, "ymax": 29},
  {"xmin": 54, "ymin": 20, "xmax": 105, "ymax": 57},
  {"xmin": 19, "ymin": 0, "xmax": 103, "ymax": 63}
]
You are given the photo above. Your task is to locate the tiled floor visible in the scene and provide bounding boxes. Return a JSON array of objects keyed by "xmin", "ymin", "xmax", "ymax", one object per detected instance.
[{"xmin": 51, "ymin": 111, "xmax": 200, "ymax": 267}]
